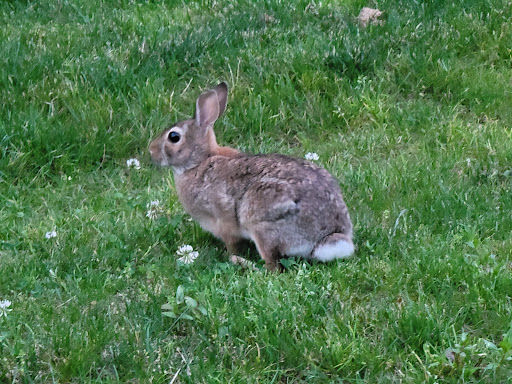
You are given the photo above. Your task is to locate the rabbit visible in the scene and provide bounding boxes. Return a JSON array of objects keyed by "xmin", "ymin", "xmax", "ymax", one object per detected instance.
[{"xmin": 149, "ymin": 82, "xmax": 354, "ymax": 270}]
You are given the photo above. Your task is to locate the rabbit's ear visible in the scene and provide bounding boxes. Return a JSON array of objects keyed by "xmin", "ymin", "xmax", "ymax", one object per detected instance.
[
  {"xmin": 195, "ymin": 82, "xmax": 228, "ymax": 129},
  {"xmin": 214, "ymin": 82, "xmax": 228, "ymax": 117},
  {"xmin": 195, "ymin": 89, "xmax": 220, "ymax": 129}
]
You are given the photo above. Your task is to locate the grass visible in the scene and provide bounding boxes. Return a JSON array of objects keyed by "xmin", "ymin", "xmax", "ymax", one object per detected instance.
[{"xmin": 1, "ymin": 0, "xmax": 512, "ymax": 382}]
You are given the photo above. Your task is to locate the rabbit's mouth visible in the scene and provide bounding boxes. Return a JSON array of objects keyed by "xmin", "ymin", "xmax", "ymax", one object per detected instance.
[{"xmin": 148, "ymin": 142, "xmax": 169, "ymax": 167}]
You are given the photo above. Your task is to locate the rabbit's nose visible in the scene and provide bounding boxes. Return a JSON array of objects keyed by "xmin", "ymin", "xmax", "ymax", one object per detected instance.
[{"xmin": 149, "ymin": 142, "xmax": 158, "ymax": 156}]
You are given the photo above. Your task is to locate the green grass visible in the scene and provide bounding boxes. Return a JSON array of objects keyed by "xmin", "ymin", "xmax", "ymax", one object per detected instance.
[{"xmin": 1, "ymin": 0, "xmax": 512, "ymax": 382}]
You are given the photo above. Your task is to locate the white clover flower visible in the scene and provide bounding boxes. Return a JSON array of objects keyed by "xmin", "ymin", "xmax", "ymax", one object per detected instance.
[
  {"xmin": 146, "ymin": 209, "xmax": 158, "ymax": 220},
  {"xmin": 126, "ymin": 158, "xmax": 141, "ymax": 170},
  {"xmin": 147, "ymin": 200, "xmax": 160, "ymax": 208},
  {"xmin": 0, "ymin": 300, "xmax": 12, "ymax": 317},
  {"xmin": 178, "ymin": 251, "xmax": 199, "ymax": 264},
  {"xmin": 177, "ymin": 245, "xmax": 194, "ymax": 255},
  {"xmin": 45, "ymin": 231, "xmax": 57, "ymax": 239},
  {"xmin": 176, "ymin": 245, "xmax": 199, "ymax": 264},
  {"xmin": 305, "ymin": 152, "xmax": 319, "ymax": 161},
  {"xmin": 146, "ymin": 200, "xmax": 162, "ymax": 220}
]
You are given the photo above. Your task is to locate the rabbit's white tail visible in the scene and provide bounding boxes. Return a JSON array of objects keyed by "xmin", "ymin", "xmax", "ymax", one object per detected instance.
[{"xmin": 312, "ymin": 233, "xmax": 354, "ymax": 262}]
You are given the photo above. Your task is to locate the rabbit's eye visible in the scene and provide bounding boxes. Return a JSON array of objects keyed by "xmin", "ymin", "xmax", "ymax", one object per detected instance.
[{"xmin": 168, "ymin": 131, "xmax": 180, "ymax": 143}]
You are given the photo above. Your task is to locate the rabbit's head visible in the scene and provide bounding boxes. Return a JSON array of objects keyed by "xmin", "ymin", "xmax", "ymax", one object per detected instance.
[{"xmin": 149, "ymin": 82, "xmax": 228, "ymax": 174}]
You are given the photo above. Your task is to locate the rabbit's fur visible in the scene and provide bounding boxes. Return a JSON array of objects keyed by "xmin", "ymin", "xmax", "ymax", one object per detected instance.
[{"xmin": 149, "ymin": 82, "xmax": 354, "ymax": 270}]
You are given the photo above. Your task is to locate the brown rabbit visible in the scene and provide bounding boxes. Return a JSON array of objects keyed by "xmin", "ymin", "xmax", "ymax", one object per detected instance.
[{"xmin": 149, "ymin": 82, "xmax": 354, "ymax": 270}]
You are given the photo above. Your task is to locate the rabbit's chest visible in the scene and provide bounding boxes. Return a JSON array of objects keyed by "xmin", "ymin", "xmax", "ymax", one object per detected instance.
[
  {"xmin": 175, "ymin": 176, "xmax": 250, "ymax": 241},
  {"xmin": 175, "ymin": 173, "xmax": 238, "ymax": 221}
]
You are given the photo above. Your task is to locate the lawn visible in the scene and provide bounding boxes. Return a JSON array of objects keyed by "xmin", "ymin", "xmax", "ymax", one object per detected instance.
[{"xmin": 1, "ymin": 0, "xmax": 512, "ymax": 382}]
